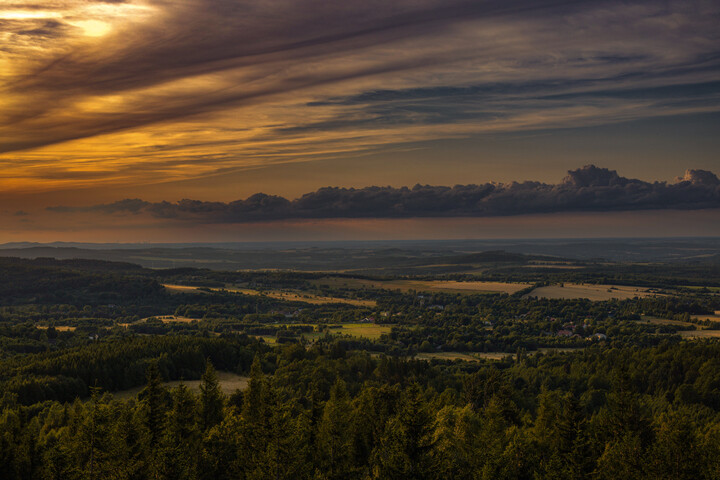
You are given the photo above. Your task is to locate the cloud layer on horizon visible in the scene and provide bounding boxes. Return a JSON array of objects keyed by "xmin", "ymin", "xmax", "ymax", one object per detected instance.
[{"xmin": 47, "ymin": 166, "xmax": 720, "ymax": 223}]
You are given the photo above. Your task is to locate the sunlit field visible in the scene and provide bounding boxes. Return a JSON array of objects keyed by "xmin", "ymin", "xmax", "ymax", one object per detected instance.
[
  {"xmin": 527, "ymin": 283, "xmax": 660, "ymax": 300},
  {"xmin": 311, "ymin": 277, "xmax": 531, "ymax": 294},
  {"xmin": 163, "ymin": 283, "xmax": 376, "ymax": 306},
  {"xmin": 114, "ymin": 371, "xmax": 249, "ymax": 400}
]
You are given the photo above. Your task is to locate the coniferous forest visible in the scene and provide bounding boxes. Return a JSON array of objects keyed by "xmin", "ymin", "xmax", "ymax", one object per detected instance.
[
  {"xmin": 1, "ymin": 255, "xmax": 720, "ymax": 479},
  {"xmin": 2, "ymin": 0, "xmax": 719, "ymax": 475}
]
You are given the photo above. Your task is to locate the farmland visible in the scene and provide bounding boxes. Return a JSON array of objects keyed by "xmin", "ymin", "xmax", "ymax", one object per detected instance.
[
  {"xmin": 311, "ymin": 277, "xmax": 531, "ymax": 294},
  {"xmin": 164, "ymin": 283, "xmax": 376, "ymax": 306},
  {"xmin": 526, "ymin": 282, "xmax": 660, "ymax": 300},
  {"xmin": 255, "ymin": 322, "xmax": 392, "ymax": 344},
  {"xmin": 114, "ymin": 371, "xmax": 249, "ymax": 400},
  {"xmin": 0, "ymin": 245, "xmax": 719, "ymax": 478},
  {"xmin": 678, "ymin": 329, "xmax": 720, "ymax": 338}
]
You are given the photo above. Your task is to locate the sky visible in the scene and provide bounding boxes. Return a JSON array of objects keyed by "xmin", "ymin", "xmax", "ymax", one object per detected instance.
[{"xmin": 0, "ymin": 0, "xmax": 718, "ymax": 242}]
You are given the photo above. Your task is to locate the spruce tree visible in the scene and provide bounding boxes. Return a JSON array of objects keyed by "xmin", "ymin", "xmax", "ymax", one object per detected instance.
[
  {"xmin": 317, "ymin": 378, "xmax": 354, "ymax": 479},
  {"xmin": 139, "ymin": 363, "xmax": 168, "ymax": 443},
  {"xmin": 372, "ymin": 384, "xmax": 437, "ymax": 480},
  {"xmin": 200, "ymin": 360, "xmax": 224, "ymax": 431},
  {"xmin": 159, "ymin": 383, "xmax": 201, "ymax": 480}
]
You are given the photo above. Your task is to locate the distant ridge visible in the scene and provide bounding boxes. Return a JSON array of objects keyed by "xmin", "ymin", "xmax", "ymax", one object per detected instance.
[{"xmin": 0, "ymin": 238, "xmax": 717, "ymax": 271}]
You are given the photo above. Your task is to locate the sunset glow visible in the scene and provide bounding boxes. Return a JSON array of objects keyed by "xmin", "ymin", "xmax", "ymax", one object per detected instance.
[{"xmin": 0, "ymin": 0, "xmax": 717, "ymax": 241}]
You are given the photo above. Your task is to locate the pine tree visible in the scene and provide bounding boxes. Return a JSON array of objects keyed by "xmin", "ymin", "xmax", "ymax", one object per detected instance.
[
  {"xmin": 432, "ymin": 405, "xmax": 482, "ymax": 480},
  {"xmin": 238, "ymin": 355, "xmax": 272, "ymax": 476},
  {"xmin": 317, "ymin": 378, "xmax": 354, "ymax": 479},
  {"xmin": 199, "ymin": 415, "xmax": 243, "ymax": 480},
  {"xmin": 137, "ymin": 363, "xmax": 169, "ymax": 478},
  {"xmin": 242, "ymin": 355, "xmax": 265, "ymax": 421},
  {"xmin": 139, "ymin": 363, "xmax": 169, "ymax": 443},
  {"xmin": 372, "ymin": 384, "xmax": 436, "ymax": 480},
  {"xmin": 200, "ymin": 360, "xmax": 224, "ymax": 431},
  {"xmin": 159, "ymin": 383, "xmax": 201, "ymax": 480}
]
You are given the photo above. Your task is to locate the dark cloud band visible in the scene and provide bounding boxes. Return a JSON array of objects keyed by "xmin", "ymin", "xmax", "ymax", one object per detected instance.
[{"xmin": 47, "ymin": 166, "xmax": 720, "ymax": 222}]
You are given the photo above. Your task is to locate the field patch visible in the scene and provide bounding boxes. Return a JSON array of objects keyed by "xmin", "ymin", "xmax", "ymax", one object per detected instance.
[
  {"xmin": 416, "ymin": 352, "xmax": 483, "ymax": 362},
  {"xmin": 691, "ymin": 311, "xmax": 720, "ymax": 322},
  {"xmin": 114, "ymin": 371, "xmax": 249, "ymax": 400},
  {"xmin": 252, "ymin": 322, "xmax": 391, "ymax": 344},
  {"xmin": 639, "ymin": 315, "xmax": 695, "ymax": 327},
  {"xmin": 226, "ymin": 287, "xmax": 376, "ymax": 307},
  {"xmin": 331, "ymin": 322, "xmax": 391, "ymax": 340},
  {"xmin": 312, "ymin": 277, "xmax": 531, "ymax": 295},
  {"xmin": 678, "ymin": 329, "xmax": 720, "ymax": 339},
  {"xmin": 526, "ymin": 283, "xmax": 659, "ymax": 301},
  {"xmin": 415, "ymin": 347, "xmax": 582, "ymax": 362},
  {"xmin": 164, "ymin": 284, "xmax": 210, "ymax": 294},
  {"xmin": 36, "ymin": 325, "xmax": 76, "ymax": 332},
  {"xmin": 163, "ymin": 283, "xmax": 375, "ymax": 306},
  {"xmin": 150, "ymin": 315, "xmax": 200, "ymax": 323}
]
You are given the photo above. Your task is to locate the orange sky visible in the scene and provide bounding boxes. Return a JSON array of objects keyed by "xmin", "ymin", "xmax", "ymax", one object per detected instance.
[{"xmin": 1, "ymin": 0, "xmax": 718, "ymax": 241}]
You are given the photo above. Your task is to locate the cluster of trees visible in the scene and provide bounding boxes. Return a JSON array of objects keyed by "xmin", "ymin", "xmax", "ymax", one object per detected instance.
[
  {"xmin": 362, "ymin": 293, "xmax": 711, "ymax": 354},
  {"xmin": 2, "ymin": 341, "xmax": 720, "ymax": 479},
  {"xmin": 0, "ymin": 335, "xmax": 258, "ymax": 405},
  {"xmin": 476, "ymin": 261, "xmax": 720, "ymax": 289}
]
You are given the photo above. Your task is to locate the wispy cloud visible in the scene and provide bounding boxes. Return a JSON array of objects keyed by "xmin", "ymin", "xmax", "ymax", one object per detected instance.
[{"xmin": 1, "ymin": 0, "xmax": 718, "ymax": 190}]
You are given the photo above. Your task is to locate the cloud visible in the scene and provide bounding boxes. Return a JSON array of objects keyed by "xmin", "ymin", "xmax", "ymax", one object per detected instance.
[
  {"xmin": 1, "ymin": 0, "xmax": 719, "ymax": 159},
  {"xmin": 48, "ymin": 166, "xmax": 720, "ymax": 222},
  {"xmin": 47, "ymin": 198, "xmax": 150, "ymax": 214}
]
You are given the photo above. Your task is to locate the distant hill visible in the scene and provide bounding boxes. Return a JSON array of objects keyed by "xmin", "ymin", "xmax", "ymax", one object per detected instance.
[
  {"xmin": 443, "ymin": 250, "xmax": 565, "ymax": 264},
  {"xmin": 0, "ymin": 238, "xmax": 717, "ymax": 272}
]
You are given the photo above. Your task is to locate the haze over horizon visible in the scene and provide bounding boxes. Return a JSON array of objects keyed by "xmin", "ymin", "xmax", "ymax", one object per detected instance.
[{"xmin": 1, "ymin": 0, "xmax": 718, "ymax": 242}]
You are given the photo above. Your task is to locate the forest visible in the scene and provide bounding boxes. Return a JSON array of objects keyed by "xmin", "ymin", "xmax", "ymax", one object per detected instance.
[{"xmin": 0, "ymin": 254, "xmax": 719, "ymax": 478}]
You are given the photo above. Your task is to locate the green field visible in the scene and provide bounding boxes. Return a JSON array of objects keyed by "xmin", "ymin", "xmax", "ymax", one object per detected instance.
[
  {"xmin": 255, "ymin": 322, "xmax": 391, "ymax": 344},
  {"xmin": 331, "ymin": 322, "xmax": 391, "ymax": 339}
]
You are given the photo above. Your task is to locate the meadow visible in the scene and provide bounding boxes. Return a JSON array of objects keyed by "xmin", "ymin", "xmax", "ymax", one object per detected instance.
[
  {"xmin": 311, "ymin": 277, "xmax": 531, "ymax": 294},
  {"xmin": 163, "ymin": 283, "xmax": 376, "ymax": 306},
  {"xmin": 113, "ymin": 370, "xmax": 249, "ymax": 400},
  {"xmin": 255, "ymin": 322, "xmax": 392, "ymax": 344},
  {"xmin": 526, "ymin": 283, "xmax": 660, "ymax": 300}
]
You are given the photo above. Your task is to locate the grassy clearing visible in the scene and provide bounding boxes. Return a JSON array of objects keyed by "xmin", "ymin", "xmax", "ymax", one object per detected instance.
[
  {"xmin": 312, "ymin": 277, "xmax": 531, "ymax": 295},
  {"xmin": 415, "ymin": 347, "xmax": 583, "ymax": 362},
  {"xmin": 254, "ymin": 335, "xmax": 277, "ymax": 344},
  {"xmin": 520, "ymin": 264, "xmax": 584, "ymax": 269},
  {"xmin": 527, "ymin": 283, "xmax": 659, "ymax": 301},
  {"xmin": 254, "ymin": 322, "xmax": 391, "ymax": 344},
  {"xmin": 226, "ymin": 287, "xmax": 376, "ymax": 307},
  {"xmin": 113, "ymin": 371, "xmax": 249, "ymax": 400},
  {"xmin": 148, "ymin": 315, "xmax": 201, "ymax": 323},
  {"xmin": 683, "ymin": 286, "xmax": 720, "ymax": 293},
  {"xmin": 164, "ymin": 284, "xmax": 210, "ymax": 294},
  {"xmin": 415, "ymin": 352, "xmax": 483, "ymax": 362},
  {"xmin": 679, "ymin": 330, "xmax": 720, "ymax": 339},
  {"xmin": 691, "ymin": 312, "xmax": 720, "ymax": 322},
  {"xmin": 163, "ymin": 283, "xmax": 376, "ymax": 307},
  {"xmin": 36, "ymin": 325, "xmax": 76, "ymax": 331},
  {"xmin": 639, "ymin": 315, "xmax": 696, "ymax": 327},
  {"xmin": 536, "ymin": 347, "xmax": 584, "ymax": 354},
  {"xmin": 330, "ymin": 323, "xmax": 391, "ymax": 340}
]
